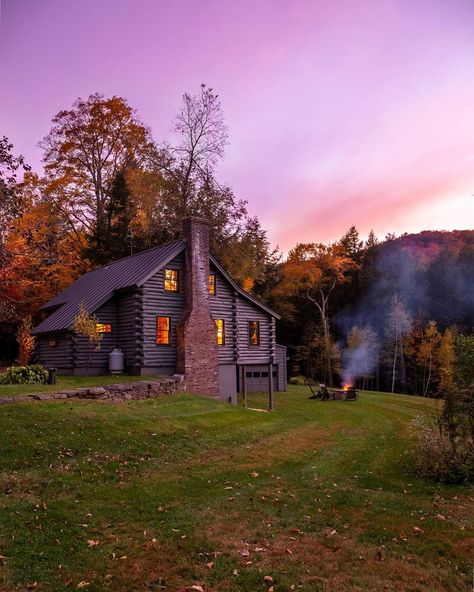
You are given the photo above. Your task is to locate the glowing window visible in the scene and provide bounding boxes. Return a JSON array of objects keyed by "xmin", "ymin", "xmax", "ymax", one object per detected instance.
[
  {"xmin": 248, "ymin": 321, "xmax": 260, "ymax": 346},
  {"xmin": 215, "ymin": 319, "xmax": 225, "ymax": 345},
  {"xmin": 209, "ymin": 273, "xmax": 216, "ymax": 295},
  {"xmin": 156, "ymin": 316, "xmax": 171, "ymax": 345},
  {"xmin": 96, "ymin": 323, "xmax": 112, "ymax": 333},
  {"xmin": 164, "ymin": 269, "xmax": 179, "ymax": 292}
]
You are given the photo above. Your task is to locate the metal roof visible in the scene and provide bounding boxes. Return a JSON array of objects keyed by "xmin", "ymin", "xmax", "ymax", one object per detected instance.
[
  {"xmin": 33, "ymin": 238, "xmax": 281, "ymax": 335},
  {"xmin": 32, "ymin": 240, "xmax": 186, "ymax": 334}
]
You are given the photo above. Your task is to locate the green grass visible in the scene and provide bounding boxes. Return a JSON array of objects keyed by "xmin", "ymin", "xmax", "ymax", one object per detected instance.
[
  {"xmin": 0, "ymin": 374, "xmax": 157, "ymax": 397},
  {"xmin": 0, "ymin": 387, "xmax": 472, "ymax": 591}
]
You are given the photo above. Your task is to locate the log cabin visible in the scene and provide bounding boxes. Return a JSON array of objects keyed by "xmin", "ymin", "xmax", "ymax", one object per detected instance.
[{"xmin": 32, "ymin": 217, "xmax": 286, "ymax": 403}]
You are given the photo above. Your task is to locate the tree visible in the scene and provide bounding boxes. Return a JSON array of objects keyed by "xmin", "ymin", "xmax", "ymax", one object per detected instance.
[
  {"xmin": 163, "ymin": 84, "xmax": 228, "ymax": 217},
  {"xmin": 0, "ymin": 173, "xmax": 82, "ymax": 329},
  {"xmin": 280, "ymin": 243, "xmax": 358, "ymax": 385},
  {"xmin": 72, "ymin": 304, "xmax": 103, "ymax": 376},
  {"xmin": 385, "ymin": 296, "xmax": 412, "ymax": 393},
  {"xmin": 0, "ymin": 136, "xmax": 30, "ymax": 248},
  {"xmin": 16, "ymin": 315, "xmax": 35, "ymax": 365},
  {"xmin": 40, "ymin": 94, "xmax": 155, "ymax": 241},
  {"xmin": 437, "ymin": 327, "xmax": 455, "ymax": 394},
  {"xmin": 455, "ymin": 334, "xmax": 474, "ymax": 388},
  {"xmin": 416, "ymin": 320, "xmax": 441, "ymax": 396},
  {"xmin": 84, "ymin": 169, "xmax": 135, "ymax": 264}
]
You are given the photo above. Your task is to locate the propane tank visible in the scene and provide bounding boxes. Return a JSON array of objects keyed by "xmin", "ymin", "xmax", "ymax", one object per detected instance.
[{"xmin": 109, "ymin": 347, "xmax": 124, "ymax": 374}]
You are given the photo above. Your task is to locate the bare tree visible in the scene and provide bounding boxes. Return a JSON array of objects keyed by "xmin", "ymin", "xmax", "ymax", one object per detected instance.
[{"xmin": 162, "ymin": 84, "xmax": 228, "ymax": 216}]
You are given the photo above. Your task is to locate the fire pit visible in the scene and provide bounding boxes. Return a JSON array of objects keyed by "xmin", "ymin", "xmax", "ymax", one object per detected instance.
[{"xmin": 333, "ymin": 385, "xmax": 359, "ymax": 401}]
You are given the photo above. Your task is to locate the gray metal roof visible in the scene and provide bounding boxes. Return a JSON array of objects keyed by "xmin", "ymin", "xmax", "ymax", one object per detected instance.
[
  {"xmin": 32, "ymin": 240, "xmax": 186, "ymax": 334},
  {"xmin": 33, "ymin": 238, "xmax": 281, "ymax": 335}
]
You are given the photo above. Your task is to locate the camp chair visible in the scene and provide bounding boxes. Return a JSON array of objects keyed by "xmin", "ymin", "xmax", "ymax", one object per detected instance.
[{"xmin": 319, "ymin": 383, "xmax": 331, "ymax": 400}]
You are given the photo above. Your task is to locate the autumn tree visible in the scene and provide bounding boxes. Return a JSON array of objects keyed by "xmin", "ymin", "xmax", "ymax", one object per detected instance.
[
  {"xmin": 72, "ymin": 304, "xmax": 103, "ymax": 376},
  {"xmin": 437, "ymin": 327, "xmax": 455, "ymax": 393},
  {"xmin": 40, "ymin": 94, "xmax": 155, "ymax": 245},
  {"xmin": 16, "ymin": 315, "xmax": 35, "ymax": 365},
  {"xmin": 0, "ymin": 173, "xmax": 82, "ymax": 329},
  {"xmin": 416, "ymin": 320, "xmax": 441, "ymax": 396},
  {"xmin": 0, "ymin": 136, "xmax": 30, "ymax": 250},
  {"xmin": 280, "ymin": 243, "xmax": 358, "ymax": 385}
]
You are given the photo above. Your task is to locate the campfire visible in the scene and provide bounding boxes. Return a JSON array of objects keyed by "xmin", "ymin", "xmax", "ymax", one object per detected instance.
[{"xmin": 334, "ymin": 382, "xmax": 359, "ymax": 400}]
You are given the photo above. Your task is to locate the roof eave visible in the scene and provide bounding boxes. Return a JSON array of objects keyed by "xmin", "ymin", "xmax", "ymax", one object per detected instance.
[{"xmin": 209, "ymin": 254, "xmax": 281, "ymax": 320}]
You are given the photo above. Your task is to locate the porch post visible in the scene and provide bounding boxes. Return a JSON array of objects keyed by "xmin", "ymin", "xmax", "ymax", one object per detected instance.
[
  {"xmin": 268, "ymin": 363, "xmax": 274, "ymax": 411},
  {"xmin": 242, "ymin": 365, "xmax": 247, "ymax": 408}
]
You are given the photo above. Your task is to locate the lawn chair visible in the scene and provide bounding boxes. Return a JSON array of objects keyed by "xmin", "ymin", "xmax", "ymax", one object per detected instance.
[
  {"xmin": 345, "ymin": 388, "xmax": 359, "ymax": 401},
  {"xmin": 319, "ymin": 383, "xmax": 331, "ymax": 400}
]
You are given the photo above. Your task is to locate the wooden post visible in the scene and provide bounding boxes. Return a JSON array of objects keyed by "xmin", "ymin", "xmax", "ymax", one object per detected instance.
[
  {"xmin": 268, "ymin": 363, "xmax": 274, "ymax": 411},
  {"xmin": 242, "ymin": 365, "xmax": 247, "ymax": 408}
]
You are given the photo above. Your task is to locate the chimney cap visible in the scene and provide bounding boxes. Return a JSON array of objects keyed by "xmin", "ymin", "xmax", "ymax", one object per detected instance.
[{"xmin": 182, "ymin": 216, "xmax": 210, "ymax": 226}]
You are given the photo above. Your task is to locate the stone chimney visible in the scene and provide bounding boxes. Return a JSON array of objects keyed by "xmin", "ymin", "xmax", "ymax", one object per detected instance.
[{"xmin": 177, "ymin": 217, "xmax": 220, "ymax": 398}]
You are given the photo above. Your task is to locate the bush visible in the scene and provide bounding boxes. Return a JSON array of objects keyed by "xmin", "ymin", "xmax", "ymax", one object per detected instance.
[
  {"xmin": 289, "ymin": 375, "xmax": 308, "ymax": 386},
  {"xmin": 0, "ymin": 364, "xmax": 49, "ymax": 385},
  {"xmin": 410, "ymin": 385, "xmax": 474, "ymax": 483}
]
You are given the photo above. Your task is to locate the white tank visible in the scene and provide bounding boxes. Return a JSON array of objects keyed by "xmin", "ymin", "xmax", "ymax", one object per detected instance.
[{"xmin": 109, "ymin": 347, "xmax": 124, "ymax": 374}]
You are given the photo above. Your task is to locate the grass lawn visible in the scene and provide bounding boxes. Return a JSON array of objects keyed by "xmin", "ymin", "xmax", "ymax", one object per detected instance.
[
  {"xmin": 0, "ymin": 387, "xmax": 472, "ymax": 591},
  {"xmin": 0, "ymin": 374, "xmax": 157, "ymax": 397}
]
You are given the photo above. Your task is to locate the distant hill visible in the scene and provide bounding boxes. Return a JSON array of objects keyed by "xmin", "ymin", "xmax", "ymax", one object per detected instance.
[{"xmin": 387, "ymin": 230, "xmax": 474, "ymax": 266}]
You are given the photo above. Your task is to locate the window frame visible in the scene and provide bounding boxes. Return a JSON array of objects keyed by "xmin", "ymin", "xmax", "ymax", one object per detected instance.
[
  {"xmin": 156, "ymin": 316, "xmax": 172, "ymax": 346},
  {"xmin": 215, "ymin": 318, "xmax": 225, "ymax": 346},
  {"xmin": 208, "ymin": 273, "xmax": 217, "ymax": 296},
  {"xmin": 164, "ymin": 268, "xmax": 179, "ymax": 292},
  {"xmin": 248, "ymin": 320, "xmax": 260, "ymax": 347},
  {"xmin": 95, "ymin": 323, "xmax": 112, "ymax": 334}
]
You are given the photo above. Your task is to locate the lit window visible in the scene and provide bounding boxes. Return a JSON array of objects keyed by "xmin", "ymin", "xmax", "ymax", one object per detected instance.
[
  {"xmin": 209, "ymin": 273, "xmax": 216, "ymax": 295},
  {"xmin": 249, "ymin": 321, "xmax": 260, "ymax": 346},
  {"xmin": 215, "ymin": 319, "xmax": 225, "ymax": 345},
  {"xmin": 156, "ymin": 316, "xmax": 171, "ymax": 345},
  {"xmin": 96, "ymin": 323, "xmax": 112, "ymax": 333},
  {"xmin": 49, "ymin": 339, "xmax": 57, "ymax": 348},
  {"xmin": 164, "ymin": 269, "xmax": 179, "ymax": 292}
]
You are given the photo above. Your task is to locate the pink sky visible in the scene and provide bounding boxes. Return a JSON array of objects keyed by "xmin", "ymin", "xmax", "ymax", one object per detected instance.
[{"xmin": 1, "ymin": 0, "xmax": 473, "ymax": 252}]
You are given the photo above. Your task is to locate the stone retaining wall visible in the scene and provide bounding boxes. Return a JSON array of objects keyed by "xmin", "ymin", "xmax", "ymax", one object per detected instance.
[{"xmin": 0, "ymin": 375, "xmax": 184, "ymax": 405}]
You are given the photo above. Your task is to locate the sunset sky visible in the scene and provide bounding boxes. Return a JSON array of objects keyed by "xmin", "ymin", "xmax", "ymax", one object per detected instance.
[{"xmin": 1, "ymin": 0, "xmax": 473, "ymax": 252}]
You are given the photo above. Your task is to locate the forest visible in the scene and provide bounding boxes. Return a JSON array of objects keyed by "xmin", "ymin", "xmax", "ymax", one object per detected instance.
[{"xmin": 1, "ymin": 86, "xmax": 473, "ymax": 396}]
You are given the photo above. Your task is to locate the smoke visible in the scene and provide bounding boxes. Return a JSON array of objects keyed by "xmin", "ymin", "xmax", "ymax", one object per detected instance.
[
  {"xmin": 341, "ymin": 339, "xmax": 377, "ymax": 386},
  {"xmin": 337, "ymin": 233, "xmax": 474, "ymax": 386}
]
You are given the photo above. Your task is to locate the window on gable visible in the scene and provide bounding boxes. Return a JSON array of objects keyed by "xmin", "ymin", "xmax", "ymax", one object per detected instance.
[
  {"xmin": 209, "ymin": 273, "xmax": 216, "ymax": 295},
  {"xmin": 215, "ymin": 319, "xmax": 225, "ymax": 345},
  {"xmin": 164, "ymin": 269, "xmax": 179, "ymax": 292},
  {"xmin": 249, "ymin": 320, "xmax": 260, "ymax": 346},
  {"xmin": 96, "ymin": 323, "xmax": 112, "ymax": 333},
  {"xmin": 156, "ymin": 316, "xmax": 171, "ymax": 345}
]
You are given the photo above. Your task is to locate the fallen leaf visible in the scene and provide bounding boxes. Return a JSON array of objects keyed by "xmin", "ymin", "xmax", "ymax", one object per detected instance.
[
  {"xmin": 87, "ymin": 540, "xmax": 99, "ymax": 547},
  {"xmin": 264, "ymin": 575, "xmax": 274, "ymax": 582},
  {"xmin": 251, "ymin": 471, "xmax": 259, "ymax": 478},
  {"xmin": 77, "ymin": 583, "xmax": 90, "ymax": 589},
  {"xmin": 239, "ymin": 548, "xmax": 250, "ymax": 557},
  {"xmin": 186, "ymin": 586, "xmax": 204, "ymax": 592},
  {"xmin": 285, "ymin": 548, "xmax": 293, "ymax": 554},
  {"xmin": 206, "ymin": 562, "xmax": 214, "ymax": 569},
  {"xmin": 436, "ymin": 514, "xmax": 446, "ymax": 521},
  {"xmin": 413, "ymin": 526, "xmax": 424, "ymax": 533},
  {"xmin": 232, "ymin": 569, "xmax": 239, "ymax": 576}
]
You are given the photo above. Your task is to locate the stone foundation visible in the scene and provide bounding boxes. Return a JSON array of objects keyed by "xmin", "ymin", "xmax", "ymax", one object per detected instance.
[{"xmin": 0, "ymin": 376, "xmax": 184, "ymax": 405}]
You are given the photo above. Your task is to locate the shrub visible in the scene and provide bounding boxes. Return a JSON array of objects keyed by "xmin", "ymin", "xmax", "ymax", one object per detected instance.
[
  {"xmin": 0, "ymin": 364, "xmax": 49, "ymax": 385},
  {"xmin": 410, "ymin": 385, "xmax": 474, "ymax": 483},
  {"xmin": 289, "ymin": 375, "xmax": 307, "ymax": 386}
]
